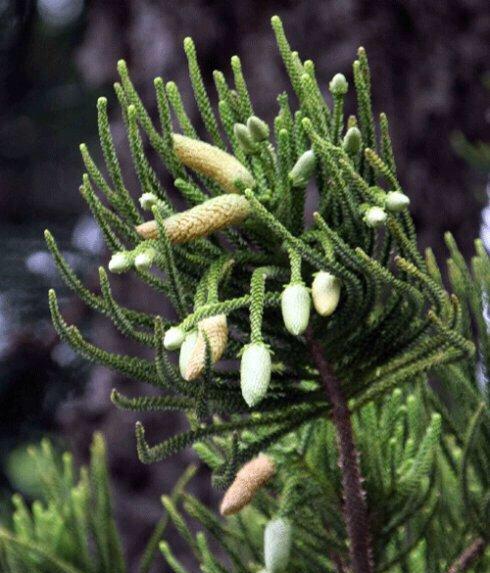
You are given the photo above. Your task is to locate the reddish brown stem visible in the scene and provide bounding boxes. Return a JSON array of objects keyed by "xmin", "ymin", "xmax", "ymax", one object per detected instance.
[
  {"xmin": 446, "ymin": 538, "xmax": 486, "ymax": 573},
  {"xmin": 306, "ymin": 327, "xmax": 373, "ymax": 573}
]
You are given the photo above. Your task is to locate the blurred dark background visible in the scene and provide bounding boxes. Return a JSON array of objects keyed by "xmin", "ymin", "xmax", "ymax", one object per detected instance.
[{"xmin": 0, "ymin": 0, "xmax": 488, "ymax": 571}]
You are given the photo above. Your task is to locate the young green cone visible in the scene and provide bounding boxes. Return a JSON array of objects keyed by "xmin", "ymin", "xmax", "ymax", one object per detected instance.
[
  {"xmin": 247, "ymin": 115, "xmax": 270, "ymax": 142},
  {"xmin": 329, "ymin": 72, "xmax": 349, "ymax": 95},
  {"xmin": 281, "ymin": 284, "xmax": 311, "ymax": 335},
  {"xmin": 164, "ymin": 326, "xmax": 185, "ymax": 351},
  {"xmin": 342, "ymin": 126, "xmax": 362, "ymax": 155},
  {"xmin": 108, "ymin": 251, "xmax": 133, "ymax": 274},
  {"xmin": 139, "ymin": 192, "xmax": 159, "ymax": 211},
  {"xmin": 363, "ymin": 205, "xmax": 387, "ymax": 228},
  {"xmin": 134, "ymin": 248, "xmax": 156, "ymax": 271},
  {"xmin": 264, "ymin": 518, "xmax": 292, "ymax": 572},
  {"xmin": 233, "ymin": 123, "xmax": 256, "ymax": 154},
  {"xmin": 179, "ymin": 331, "xmax": 198, "ymax": 379},
  {"xmin": 385, "ymin": 190, "xmax": 410, "ymax": 212},
  {"xmin": 311, "ymin": 271, "xmax": 341, "ymax": 317},
  {"xmin": 288, "ymin": 150, "xmax": 316, "ymax": 188},
  {"xmin": 240, "ymin": 343, "xmax": 272, "ymax": 407}
]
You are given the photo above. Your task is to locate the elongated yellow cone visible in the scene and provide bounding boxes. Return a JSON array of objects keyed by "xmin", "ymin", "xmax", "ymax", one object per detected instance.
[
  {"xmin": 136, "ymin": 194, "xmax": 251, "ymax": 243},
  {"xmin": 173, "ymin": 134, "xmax": 255, "ymax": 194}
]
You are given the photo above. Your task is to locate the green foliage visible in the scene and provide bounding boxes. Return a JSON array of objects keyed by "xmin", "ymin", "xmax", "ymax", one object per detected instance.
[
  {"xmin": 37, "ymin": 14, "xmax": 490, "ymax": 573},
  {"xmin": 0, "ymin": 436, "xmax": 196, "ymax": 573},
  {"xmin": 0, "ymin": 435, "xmax": 124, "ymax": 573}
]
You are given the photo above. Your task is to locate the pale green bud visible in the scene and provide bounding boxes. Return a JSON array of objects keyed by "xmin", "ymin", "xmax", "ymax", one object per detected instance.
[
  {"xmin": 139, "ymin": 192, "xmax": 159, "ymax": 211},
  {"xmin": 312, "ymin": 272, "xmax": 341, "ymax": 317},
  {"xmin": 134, "ymin": 248, "xmax": 156, "ymax": 271},
  {"xmin": 108, "ymin": 251, "xmax": 133, "ymax": 274},
  {"xmin": 247, "ymin": 115, "xmax": 270, "ymax": 142},
  {"xmin": 233, "ymin": 123, "xmax": 256, "ymax": 153},
  {"xmin": 281, "ymin": 284, "xmax": 311, "ymax": 335},
  {"xmin": 179, "ymin": 331, "xmax": 198, "ymax": 379},
  {"xmin": 288, "ymin": 150, "xmax": 316, "ymax": 187},
  {"xmin": 264, "ymin": 518, "xmax": 292, "ymax": 572},
  {"xmin": 164, "ymin": 326, "xmax": 185, "ymax": 351},
  {"xmin": 240, "ymin": 343, "xmax": 271, "ymax": 407},
  {"xmin": 342, "ymin": 126, "xmax": 362, "ymax": 155},
  {"xmin": 363, "ymin": 206, "xmax": 387, "ymax": 228},
  {"xmin": 385, "ymin": 190, "xmax": 410, "ymax": 212},
  {"xmin": 329, "ymin": 73, "xmax": 348, "ymax": 96}
]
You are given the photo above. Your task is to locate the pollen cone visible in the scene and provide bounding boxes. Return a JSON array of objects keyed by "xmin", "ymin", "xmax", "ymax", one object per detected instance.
[
  {"xmin": 220, "ymin": 454, "xmax": 275, "ymax": 516},
  {"xmin": 136, "ymin": 194, "xmax": 251, "ymax": 243},
  {"xmin": 185, "ymin": 314, "xmax": 228, "ymax": 381}
]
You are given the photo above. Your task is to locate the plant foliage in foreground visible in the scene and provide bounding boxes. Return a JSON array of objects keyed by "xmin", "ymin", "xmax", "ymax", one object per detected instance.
[{"xmin": 16, "ymin": 14, "xmax": 489, "ymax": 573}]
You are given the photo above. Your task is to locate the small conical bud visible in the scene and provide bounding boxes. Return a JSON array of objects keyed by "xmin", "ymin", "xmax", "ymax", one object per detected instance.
[
  {"xmin": 342, "ymin": 126, "xmax": 362, "ymax": 155},
  {"xmin": 363, "ymin": 206, "xmax": 387, "ymax": 228},
  {"xmin": 385, "ymin": 190, "xmax": 410, "ymax": 212},
  {"xmin": 108, "ymin": 252, "xmax": 133, "ymax": 274},
  {"xmin": 139, "ymin": 192, "xmax": 158, "ymax": 211},
  {"xmin": 164, "ymin": 326, "xmax": 185, "ymax": 351},
  {"xmin": 247, "ymin": 115, "xmax": 270, "ymax": 142},
  {"xmin": 312, "ymin": 272, "xmax": 341, "ymax": 317},
  {"xmin": 281, "ymin": 284, "xmax": 311, "ymax": 335},
  {"xmin": 233, "ymin": 123, "xmax": 256, "ymax": 154},
  {"xmin": 329, "ymin": 73, "xmax": 348, "ymax": 96},
  {"xmin": 264, "ymin": 518, "xmax": 292, "ymax": 572},
  {"xmin": 134, "ymin": 248, "xmax": 156, "ymax": 271},
  {"xmin": 288, "ymin": 150, "xmax": 316, "ymax": 188},
  {"xmin": 240, "ymin": 343, "xmax": 272, "ymax": 407},
  {"xmin": 220, "ymin": 454, "xmax": 275, "ymax": 516},
  {"xmin": 185, "ymin": 314, "xmax": 228, "ymax": 381},
  {"xmin": 179, "ymin": 331, "xmax": 198, "ymax": 379}
]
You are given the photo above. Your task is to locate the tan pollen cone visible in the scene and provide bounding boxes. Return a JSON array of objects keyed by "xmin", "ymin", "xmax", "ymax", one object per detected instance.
[
  {"xmin": 220, "ymin": 454, "xmax": 275, "ymax": 516},
  {"xmin": 172, "ymin": 134, "xmax": 255, "ymax": 194},
  {"xmin": 184, "ymin": 314, "xmax": 228, "ymax": 381},
  {"xmin": 136, "ymin": 194, "xmax": 251, "ymax": 243}
]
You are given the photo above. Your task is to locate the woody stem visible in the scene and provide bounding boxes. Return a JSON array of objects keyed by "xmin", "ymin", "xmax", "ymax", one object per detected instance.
[{"xmin": 306, "ymin": 327, "xmax": 373, "ymax": 573}]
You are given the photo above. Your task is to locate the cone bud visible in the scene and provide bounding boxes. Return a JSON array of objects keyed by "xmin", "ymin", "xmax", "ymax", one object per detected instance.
[
  {"xmin": 220, "ymin": 454, "xmax": 275, "ymax": 516},
  {"xmin": 281, "ymin": 284, "xmax": 311, "ymax": 335},
  {"xmin": 288, "ymin": 150, "xmax": 316, "ymax": 188},
  {"xmin": 134, "ymin": 248, "xmax": 156, "ymax": 271},
  {"xmin": 179, "ymin": 331, "xmax": 198, "ymax": 379},
  {"xmin": 139, "ymin": 192, "xmax": 159, "ymax": 211},
  {"xmin": 342, "ymin": 126, "xmax": 362, "ymax": 155},
  {"xmin": 233, "ymin": 123, "xmax": 256, "ymax": 153},
  {"xmin": 164, "ymin": 326, "xmax": 185, "ymax": 351},
  {"xmin": 247, "ymin": 115, "xmax": 270, "ymax": 142},
  {"xmin": 385, "ymin": 190, "xmax": 410, "ymax": 212},
  {"xmin": 264, "ymin": 518, "xmax": 292, "ymax": 572},
  {"xmin": 363, "ymin": 206, "xmax": 387, "ymax": 228},
  {"xmin": 311, "ymin": 272, "xmax": 341, "ymax": 317},
  {"xmin": 108, "ymin": 252, "xmax": 133, "ymax": 274},
  {"xmin": 329, "ymin": 73, "xmax": 348, "ymax": 95},
  {"xmin": 240, "ymin": 343, "xmax": 272, "ymax": 407}
]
